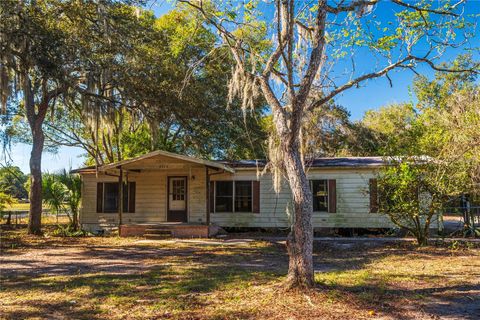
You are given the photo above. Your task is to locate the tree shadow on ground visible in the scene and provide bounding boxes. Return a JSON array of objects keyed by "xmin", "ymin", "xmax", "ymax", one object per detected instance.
[
  {"xmin": 1, "ymin": 236, "xmax": 479, "ymax": 319},
  {"xmin": 1, "ymin": 240, "xmax": 286, "ymax": 319},
  {"xmin": 316, "ymin": 281, "xmax": 480, "ymax": 320},
  {"xmin": 312, "ymin": 241, "xmax": 480, "ymax": 319},
  {"xmin": 313, "ymin": 240, "xmax": 474, "ymax": 273}
]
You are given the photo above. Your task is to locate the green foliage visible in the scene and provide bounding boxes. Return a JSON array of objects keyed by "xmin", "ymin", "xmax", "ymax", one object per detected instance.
[
  {"xmin": 42, "ymin": 174, "xmax": 67, "ymax": 216},
  {"xmin": 42, "ymin": 170, "xmax": 82, "ymax": 229},
  {"xmin": 24, "ymin": 7, "xmax": 268, "ymax": 164},
  {"xmin": 355, "ymin": 55, "xmax": 478, "ymax": 189},
  {"xmin": 56, "ymin": 169, "xmax": 81, "ymax": 225},
  {"xmin": 413, "ymin": 55, "xmax": 478, "ymax": 110},
  {"xmin": 302, "ymin": 103, "xmax": 356, "ymax": 157},
  {"xmin": 0, "ymin": 191, "xmax": 16, "ymax": 214},
  {"xmin": 48, "ymin": 224, "xmax": 90, "ymax": 237},
  {"xmin": 363, "ymin": 63, "xmax": 479, "ymax": 242},
  {"xmin": 377, "ymin": 159, "xmax": 450, "ymax": 246},
  {"xmin": 360, "ymin": 103, "xmax": 423, "ymax": 156},
  {"xmin": 0, "ymin": 166, "xmax": 28, "ymax": 199}
]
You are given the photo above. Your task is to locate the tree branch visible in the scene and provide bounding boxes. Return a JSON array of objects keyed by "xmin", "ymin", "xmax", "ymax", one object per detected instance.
[
  {"xmin": 325, "ymin": 0, "xmax": 378, "ymax": 14},
  {"xmin": 308, "ymin": 55, "xmax": 479, "ymax": 111},
  {"xmin": 325, "ymin": 0, "xmax": 462, "ymax": 17},
  {"xmin": 391, "ymin": 0, "xmax": 462, "ymax": 17}
]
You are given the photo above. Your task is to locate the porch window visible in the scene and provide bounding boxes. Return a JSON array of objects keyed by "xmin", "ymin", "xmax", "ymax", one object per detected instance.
[
  {"xmin": 214, "ymin": 181, "xmax": 253, "ymax": 213},
  {"xmin": 104, "ymin": 183, "xmax": 119, "ymax": 213},
  {"xmin": 97, "ymin": 182, "xmax": 136, "ymax": 213},
  {"xmin": 310, "ymin": 180, "xmax": 328, "ymax": 212}
]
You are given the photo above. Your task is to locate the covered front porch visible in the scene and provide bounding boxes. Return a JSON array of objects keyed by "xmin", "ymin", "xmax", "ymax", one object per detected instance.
[{"xmin": 77, "ymin": 150, "xmax": 235, "ymax": 237}]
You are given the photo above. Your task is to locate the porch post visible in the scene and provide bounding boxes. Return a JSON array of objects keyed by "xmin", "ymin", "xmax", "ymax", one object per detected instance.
[
  {"xmin": 206, "ymin": 167, "xmax": 210, "ymax": 225},
  {"xmin": 118, "ymin": 166, "xmax": 123, "ymax": 227}
]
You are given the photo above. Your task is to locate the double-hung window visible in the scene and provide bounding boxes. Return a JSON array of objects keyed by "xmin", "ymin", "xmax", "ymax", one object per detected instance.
[
  {"xmin": 97, "ymin": 182, "xmax": 136, "ymax": 213},
  {"xmin": 310, "ymin": 180, "xmax": 328, "ymax": 212},
  {"xmin": 234, "ymin": 181, "xmax": 252, "ymax": 212},
  {"xmin": 215, "ymin": 181, "xmax": 234, "ymax": 212}
]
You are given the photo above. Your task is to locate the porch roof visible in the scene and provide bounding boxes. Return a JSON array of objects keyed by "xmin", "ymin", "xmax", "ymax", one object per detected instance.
[{"xmin": 72, "ymin": 150, "xmax": 235, "ymax": 174}]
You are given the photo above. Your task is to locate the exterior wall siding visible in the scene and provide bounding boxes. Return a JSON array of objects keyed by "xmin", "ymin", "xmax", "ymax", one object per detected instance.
[
  {"xmin": 79, "ymin": 165, "xmax": 394, "ymax": 231},
  {"xmin": 209, "ymin": 168, "xmax": 393, "ymax": 228},
  {"xmin": 80, "ymin": 165, "xmax": 207, "ymax": 231}
]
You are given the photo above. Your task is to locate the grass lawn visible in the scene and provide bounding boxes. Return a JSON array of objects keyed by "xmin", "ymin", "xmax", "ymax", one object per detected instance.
[
  {"xmin": 4, "ymin": 202, "xmax": 31, "ymax": 211},
  {"xmin": 1, "ymin": 228, "xmax": 479, "ymax": 319},
  {"xmin": 0, "ymin": 214, "xmax": 69, "ymax": 225}
]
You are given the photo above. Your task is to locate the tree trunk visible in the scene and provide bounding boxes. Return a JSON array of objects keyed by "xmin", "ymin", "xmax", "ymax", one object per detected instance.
[
  {"xmin": 6, "ymin": 212, "xmax": 12, "ymax": 225},
  {"xmin": 71, "ymin": 209, "xmax": 79, "ymax": 231},
  {"xmin": 416, "ymin": 232, "xmax": 428, "ymax": 246},
  {"xmin": 28, "ymin": 119, "xmax": 45, "ymax": 235},
  {"xmin": 283, "ymin": 142, "xmax": 314, "ymax": 289}
]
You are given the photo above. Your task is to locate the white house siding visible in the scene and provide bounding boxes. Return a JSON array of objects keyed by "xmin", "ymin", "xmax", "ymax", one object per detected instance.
[
  {"xmin": 79, "ymin": 162, "xmax": 207, "ymax": 231},
  {"xmin": 79, "ymin": 163, "xmax": 393, "ymax": 231},
  {"xmin": 210, "ymin": 170, "xmax": 292, "ymax": 228},
  {"xmin": 210, "ymin": 168, "xmax": 393, "ymax": 229}
]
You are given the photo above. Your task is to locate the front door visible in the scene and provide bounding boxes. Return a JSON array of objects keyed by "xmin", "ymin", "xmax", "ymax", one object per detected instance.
[{"xmin": 167, "ymin": 177, "xmax": 187, "ymax": 222}]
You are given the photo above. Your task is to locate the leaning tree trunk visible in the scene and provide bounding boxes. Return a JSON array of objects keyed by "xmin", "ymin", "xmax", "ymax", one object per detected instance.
[
  {"xmin": 28, "ymin": 118, "xmax": 45, "ymax": 235},
  {"xmin": 283, "ymin": 141, "xmax": 314, "ymax": 289}
]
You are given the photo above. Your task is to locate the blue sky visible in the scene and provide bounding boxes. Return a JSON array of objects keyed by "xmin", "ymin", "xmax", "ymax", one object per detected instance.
[{"xmin": 9, "ymin": 1, "xmax": 480, "ymax": 173}]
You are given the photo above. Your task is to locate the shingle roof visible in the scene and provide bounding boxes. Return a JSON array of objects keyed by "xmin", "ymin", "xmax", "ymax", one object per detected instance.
[
  {"xmin": 217, "ymin": 157, "xmax": 386, "ymax": 168},
  {"xmin": 307, "ymin": 157, "xmax": 385, "ymax": 167},
  {"xmin": 71, "ymin": 154, "xmax": 389, "ymax": 174}
]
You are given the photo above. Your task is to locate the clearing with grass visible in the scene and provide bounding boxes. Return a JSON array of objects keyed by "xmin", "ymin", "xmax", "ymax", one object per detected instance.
[{"xmin": 1, "ymin": 228, "xmax": 479, "ymax": 319}]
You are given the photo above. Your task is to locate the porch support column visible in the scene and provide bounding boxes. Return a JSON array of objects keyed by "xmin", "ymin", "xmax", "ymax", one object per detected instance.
[
  {"xmin": 118, "ymin": 166, "xmax": 123, "ymax": 227},
  {"xmin": 206, "ymin": 167, "xmax": 210, "ymax": 225}
]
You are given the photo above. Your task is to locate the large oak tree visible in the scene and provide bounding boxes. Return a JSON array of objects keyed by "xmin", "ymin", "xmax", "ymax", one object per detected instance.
[
  {"xmin": 0, "ymin": 0, "xmax": 146, "ymax": 234},
  {"xmin": 179, "ymin": 0, "xmax": 479, "ymax": 289}
]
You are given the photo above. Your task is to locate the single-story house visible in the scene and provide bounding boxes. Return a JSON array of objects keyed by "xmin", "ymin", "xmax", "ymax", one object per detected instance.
[{"xmin": 72, "ymin": 150, "xmax": 392, "ymax": 237}]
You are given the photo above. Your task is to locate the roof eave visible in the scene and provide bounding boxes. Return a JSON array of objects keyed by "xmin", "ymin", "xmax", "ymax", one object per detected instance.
[{"xmin": 97, "ymin": 150, "xmax": 235, "ymax": 174}]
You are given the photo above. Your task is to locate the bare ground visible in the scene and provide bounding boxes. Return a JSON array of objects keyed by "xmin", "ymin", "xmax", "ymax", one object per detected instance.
[{"xmin": 1, "ymin": 228, "xmax": 479, "ymax": 320}]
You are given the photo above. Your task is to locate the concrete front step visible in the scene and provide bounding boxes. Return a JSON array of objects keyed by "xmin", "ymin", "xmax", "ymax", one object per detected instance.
[
  {"xmin": 144, "ymin": 233, "xmax": 172, "ymax": 240},
  {"xmin": 144, "ymin": 228, "xmax": 173, "ymax": 240},
  {"xmin": 144, "ymin": 228, "xmax": 172, "ymax": 234}
]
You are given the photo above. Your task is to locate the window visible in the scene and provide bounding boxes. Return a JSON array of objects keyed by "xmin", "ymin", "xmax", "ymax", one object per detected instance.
[
  {"xmin": 104, "ymin": 183, "xmax": 119, "ymax": 213},
  {"xmin": 214, "ymin": 181, "xmax": 253, "ymax": 213},
  {"xmin": 172, "ymin": 179, "xmax": 185, "ymax": 201},
  {"xmin": 97, "ymin": 182, "xmax": 136, "ymax": 213},
  {"xmin": 310, "ymin": 180, "xmax": 328, "ymax": 212},
  {"xmin": 215, "ymin": 181, "xmax": 233, "ymax": 212},
  {"xmin": 235, "ymin": 181, "xmax": 252, "ymax": 212}
]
